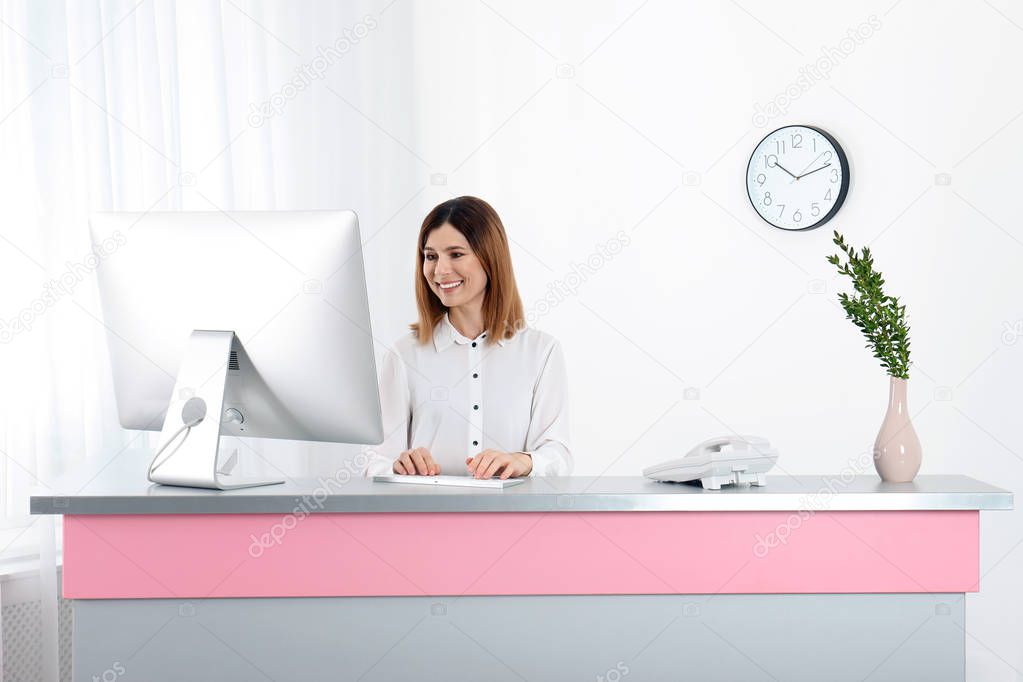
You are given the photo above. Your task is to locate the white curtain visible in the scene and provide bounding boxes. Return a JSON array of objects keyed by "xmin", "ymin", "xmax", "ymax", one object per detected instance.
[{"xmin": 1, "ymin": 2, "xmax": 404, "ymax": 678}]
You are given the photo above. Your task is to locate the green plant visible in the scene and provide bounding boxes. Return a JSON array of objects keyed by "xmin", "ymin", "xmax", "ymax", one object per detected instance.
[{"xmin": 826, "ymin": 231, "xmax": 911, "ymax": 379}]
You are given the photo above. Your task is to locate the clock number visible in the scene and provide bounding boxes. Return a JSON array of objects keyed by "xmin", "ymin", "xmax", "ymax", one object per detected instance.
[
  {"xmin": 824, "ymin": 189, "xmax": 832, "ymax": 201},
  {"xmin": 823, "ymin": 151, "xmax": 833, "ymax": 162},
  {"xmin": 791, "ymin": 133, "xmax": 802, "ymax": 149},
  {"xmin": 765, "ymin": 154, "xmax": 778, "ymax": 169},
  {"xmin": 777, "ymin": 204, "xmax": 785, "ymax": 218},
  {"xmin": 830, "ymin": 168, "xmax": 839, "ymax": 183},
  {"xmin": 792, "ymin": 209, "xmax": 802, "ymax": 223},
  {"xmin": 756, "ymin": 173, "xmax": 766, "ymax": 186},
  {"xmin": 811, "ymin": 202, "xmax": 820, "ymax": 217},
  {"xmin": 812, "ymin": 137, "xmax": 817, "ymax": 152},
  {"xmin": 774, "ymin": 140, "xmax": 785, "ymax": 154},
  {"xmin": 763, "ymin": 192, "xmax": 772, "ymax": 206}
]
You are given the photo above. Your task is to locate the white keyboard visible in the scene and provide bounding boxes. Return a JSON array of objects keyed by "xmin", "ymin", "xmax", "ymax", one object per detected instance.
[{"xmin": 372, "ymin": 474, "xmax": 526, "ymax": 489}]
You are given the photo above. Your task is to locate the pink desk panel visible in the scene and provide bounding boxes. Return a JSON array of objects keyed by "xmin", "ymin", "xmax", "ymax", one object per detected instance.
[{"xmin": 62, "ymin": 510, "xmax": 979, "ymax": 599}]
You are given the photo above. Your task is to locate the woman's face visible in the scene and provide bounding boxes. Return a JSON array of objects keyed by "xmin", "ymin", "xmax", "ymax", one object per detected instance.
[{"xmin": 423, "ymin": 223, "xmax": 488, "ymax": 309}]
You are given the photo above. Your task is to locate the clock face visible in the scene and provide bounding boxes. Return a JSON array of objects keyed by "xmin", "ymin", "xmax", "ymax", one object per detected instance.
[{"xmin": 745, "ymin": 125, "xmax": 849, "ymax": 231}]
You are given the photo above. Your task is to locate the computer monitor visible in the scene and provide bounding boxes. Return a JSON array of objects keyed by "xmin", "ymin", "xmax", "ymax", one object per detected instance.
[{"xmin": 90, "ymin": 210, "xmax": 383, "ymax": 490}]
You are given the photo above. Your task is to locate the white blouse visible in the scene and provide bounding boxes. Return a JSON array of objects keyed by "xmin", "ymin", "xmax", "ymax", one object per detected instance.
[{"xmin": 361, "ymin": 314, "xmax": 572, "ymax": 477}]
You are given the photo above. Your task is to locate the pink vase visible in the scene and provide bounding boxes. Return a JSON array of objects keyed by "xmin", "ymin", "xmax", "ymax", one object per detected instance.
[{"xmin": 873, "ymin": 377, "xmax": 922, "ymax": 482}]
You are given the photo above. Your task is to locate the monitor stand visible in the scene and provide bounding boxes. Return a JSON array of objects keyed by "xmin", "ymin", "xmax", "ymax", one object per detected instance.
[{"xmin": 148, "ymin": 330, "xmax": 285, "ymax": 490}]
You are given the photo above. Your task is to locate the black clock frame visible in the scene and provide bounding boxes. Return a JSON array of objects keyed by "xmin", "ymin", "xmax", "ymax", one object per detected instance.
[{"xmin": 745, "ymin": 124, "xmax": 850, "ymax": 231}]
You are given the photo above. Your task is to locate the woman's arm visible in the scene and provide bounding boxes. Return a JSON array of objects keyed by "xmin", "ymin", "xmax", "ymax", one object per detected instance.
[
  {"xmin": 360, "ymin": 347, "xmax": 411, "ymax": 476},
  {"xmin": 521, "ymin": 339, "xmax": 573, "ymax": 476}
]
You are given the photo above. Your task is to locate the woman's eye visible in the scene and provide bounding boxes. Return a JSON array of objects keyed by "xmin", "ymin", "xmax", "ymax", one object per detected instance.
[{"xmin": 425, "ymin": 253, "xmax": 436, "ymax": 261}]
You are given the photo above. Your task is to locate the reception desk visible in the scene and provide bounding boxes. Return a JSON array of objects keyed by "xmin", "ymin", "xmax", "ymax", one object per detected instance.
[{"xmin": 32, "ymin": 471, "xmax": 1011, "ymax": 681}]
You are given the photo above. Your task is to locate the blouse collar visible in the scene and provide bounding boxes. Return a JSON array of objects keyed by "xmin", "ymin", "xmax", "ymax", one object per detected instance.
[{"xmin": 433, "ymin": 313, "xmax": 513, "ymax": 351}]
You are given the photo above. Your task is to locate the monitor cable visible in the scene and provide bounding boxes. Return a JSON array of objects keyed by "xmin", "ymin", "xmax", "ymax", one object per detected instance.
[{"xmin": 149, "ymin": 397, "xmax": 208, "ymax": 476}]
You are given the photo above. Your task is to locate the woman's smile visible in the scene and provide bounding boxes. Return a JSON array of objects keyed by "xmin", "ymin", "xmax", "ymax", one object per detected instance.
[{"xmin": 437, "ymin": 279, "xmax": 463, "ymax": 291}]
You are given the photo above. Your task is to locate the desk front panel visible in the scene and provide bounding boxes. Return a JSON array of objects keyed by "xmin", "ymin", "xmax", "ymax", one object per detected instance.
[{"xmin": 63, "ymin": 510, "xmax": 978, "ymax": 598}]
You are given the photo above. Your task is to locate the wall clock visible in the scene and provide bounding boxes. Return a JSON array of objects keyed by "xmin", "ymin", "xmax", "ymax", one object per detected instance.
[{"xmin": 745, "ymin": 125, "xmax": 849, "ymax": 231}]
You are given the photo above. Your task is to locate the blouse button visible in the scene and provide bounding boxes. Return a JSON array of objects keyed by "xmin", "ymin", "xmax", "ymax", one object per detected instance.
[
  {"xmin": 471, "ymin": 342, "xmax": 477, "ymax": 348},
  {"xmin": 473, "ymin": 440, "xmax": 479, "ymax": 446},
  {"xmin": 472, "ymin": 373, "xmax": 478, "ymax": 379},
  {"xmin": 473, "ymin": 404, "xmax": 479, "ymax": 410}
]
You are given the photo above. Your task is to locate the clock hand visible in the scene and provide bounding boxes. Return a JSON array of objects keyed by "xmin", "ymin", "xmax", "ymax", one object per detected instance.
[
  {"xmin": 797, "ymin": 151, "xmax": 826, "ymax": 176},
  {"xmin": 790, "ymin": 151, "xmax": 827, "ymax": 183},
  {"xmin": 798, "ymin": 163, "xmax": 831, "ymax": 179},
  {"xmin": 773, "ymin": 162, "xmax": 798, "ymax": 179}
]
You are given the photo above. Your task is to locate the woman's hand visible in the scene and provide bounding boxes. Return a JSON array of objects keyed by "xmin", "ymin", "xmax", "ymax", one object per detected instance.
[
  {"xmin": 394, "ymin": 447, "xmax": 440, "ymax": 475},
  {"xmin": 465, "ymin": 450, "xmax": 532, "ymax": 479}
]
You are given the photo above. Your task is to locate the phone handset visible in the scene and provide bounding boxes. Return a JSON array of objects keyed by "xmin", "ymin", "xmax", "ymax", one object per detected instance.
[{"xmin": 685, "ymin": 435, "xmax": 771, "ymax": 459}]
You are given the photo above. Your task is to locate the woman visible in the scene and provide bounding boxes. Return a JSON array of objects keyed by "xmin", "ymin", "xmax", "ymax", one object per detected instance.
[{"xmin": 361, "ymin": 196, "xmax": 572, "ymax": 479}]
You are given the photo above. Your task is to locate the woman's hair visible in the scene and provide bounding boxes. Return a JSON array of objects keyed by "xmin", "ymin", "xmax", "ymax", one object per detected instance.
[{"xmin": 410, "ymin": 196, "xmax": 525, "ymax": 346}]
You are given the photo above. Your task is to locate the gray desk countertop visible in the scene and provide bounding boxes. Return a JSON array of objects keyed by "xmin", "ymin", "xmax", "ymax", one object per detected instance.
[{"xmin": 30, "ymin": 466, "xmax": 1013, "ymax": 515}]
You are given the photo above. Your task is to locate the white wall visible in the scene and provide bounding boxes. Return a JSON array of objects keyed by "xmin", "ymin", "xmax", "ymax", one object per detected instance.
[{"xmin": 353, "ymin": 2, "xmax": 1023, "ymax": 677}]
